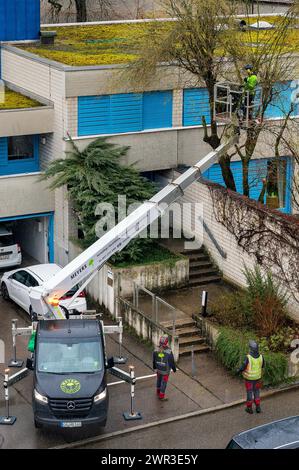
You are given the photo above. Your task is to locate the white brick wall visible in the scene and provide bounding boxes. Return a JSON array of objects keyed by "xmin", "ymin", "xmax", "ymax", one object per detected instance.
[{"xmin": 172, "ymin": 173, "xmax": 299, "ymax": 322}]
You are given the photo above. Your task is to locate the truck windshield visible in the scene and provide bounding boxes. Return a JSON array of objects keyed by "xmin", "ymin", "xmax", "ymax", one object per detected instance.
[{"xmin": 37, "ymin": 338, "xmax": 103, "ymax": 374}]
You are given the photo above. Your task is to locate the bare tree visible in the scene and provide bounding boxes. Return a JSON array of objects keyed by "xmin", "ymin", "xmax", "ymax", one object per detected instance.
[
  {"xmin": 47, "ymin": 0, "xmax": 112, "ymax": 22},
  {"xmin": 126, "ymin": 0, "xmax": 298, "ymax": 197}
]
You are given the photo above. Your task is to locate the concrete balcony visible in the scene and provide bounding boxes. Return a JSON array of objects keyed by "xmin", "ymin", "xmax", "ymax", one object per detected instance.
[
  {"xmin": 0, "ymin": 105, "xmax": 54, "ymax": 138},
  {"xmin": 0, "ymin": 173, "xmax": 54, "ymax": 219}
]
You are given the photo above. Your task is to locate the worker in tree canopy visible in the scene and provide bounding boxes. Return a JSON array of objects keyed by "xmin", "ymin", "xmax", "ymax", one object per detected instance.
[
  {"xmin": 243, "ymin": 64, "xmax": 258, "ymax": 95},
  {"xmin": 238, "ymin": 64, "xmax": 258, "ymax": 124}
]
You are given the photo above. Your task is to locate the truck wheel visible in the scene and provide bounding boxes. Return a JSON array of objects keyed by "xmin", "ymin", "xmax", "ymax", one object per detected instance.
[
  {"xmin": 34, "ymin": 419, "xmax": 42, "ymax": 429},
  {"xmin": 1, "ymin": 283, "xmax": 10, "ymax": 301}
]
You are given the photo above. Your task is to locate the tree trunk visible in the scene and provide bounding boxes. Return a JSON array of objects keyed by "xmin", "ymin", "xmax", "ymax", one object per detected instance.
[
  {"xmin": 242, "ymin": 158, "xmax": 250, "ymax": 197},
  {"xmin": 75, "ymin": 0, "xmax": 87, "ymax": 22},
  {"xmin": 219, "ymin": 154, "xmax": 237, "ymax": 192}
]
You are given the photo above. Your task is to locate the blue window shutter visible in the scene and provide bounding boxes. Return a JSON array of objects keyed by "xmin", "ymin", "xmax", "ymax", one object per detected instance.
[
  {"xmin": 143, "ymin": 91, "xmax": 173, "ymax": 130},
  {"xmin": 78, "ymin": 96, "xmax": 110, "ymax": 136},
  {"xmin": 110, "ymin": 93, "xmax": 143, "ymax": 133},
  {"xmin": 183, "ymin": 88, "xmax": 211, "ymax": 126},
  {"xmin": 265, "ymin": 81, "xmax": 295, "ymax": 119},
  {"xmin": 203, "ymin": 159, "xmax": 268, "ymax": 201},
  {"xmin": 0, "ymin": 138, "xmax": 8, "ymax": 167}
]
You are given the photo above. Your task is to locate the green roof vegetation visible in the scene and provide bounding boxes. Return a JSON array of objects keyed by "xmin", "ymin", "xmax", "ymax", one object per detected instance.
[
  {"xmin": 0, "ymin": 87, "xmax": 41, "ymax": 110},
  {"xmin": 18, "ymin": 17, "xmax": 299, "ymax": 67}
]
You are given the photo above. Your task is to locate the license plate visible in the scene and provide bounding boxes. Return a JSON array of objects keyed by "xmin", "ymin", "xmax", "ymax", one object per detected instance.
[
  {"xmin": 0, "ymin": 255, "xmax": 9, "ymax": 260},
  {"xmin": 60, "ymin": 421, "xmax": 82, "ymax": 428}
]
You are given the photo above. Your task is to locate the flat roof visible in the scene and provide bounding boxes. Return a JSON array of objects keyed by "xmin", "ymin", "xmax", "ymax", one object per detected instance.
[
  {"xmin": 0, "ymin": 87, "xmax": 43, "ymax": 110},
  {"xmin": 16, "ymin": 15, "xmax": 299, "ymax": 67}
]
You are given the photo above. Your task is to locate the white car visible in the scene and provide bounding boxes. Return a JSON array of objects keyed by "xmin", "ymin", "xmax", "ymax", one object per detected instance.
[
  {"xmin": 1, "ymin": 263, "xmax": 87, "ymax": 318},
  {"xmin": 0, "ymin": 225, "xmax": 22, "ymax": 269}
]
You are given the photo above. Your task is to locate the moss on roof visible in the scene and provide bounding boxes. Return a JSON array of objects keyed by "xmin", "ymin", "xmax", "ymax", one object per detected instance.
[
  {"xmin": 0, "ymin": 88, "xmax": 41, "ymax": 110},
  {"xmin": 18, "ymin": 17, "xmax": 299, "ymax": 67},
  {"xmin": 22, "ymin": 23, "xmax": 147, "ymax": 66}
]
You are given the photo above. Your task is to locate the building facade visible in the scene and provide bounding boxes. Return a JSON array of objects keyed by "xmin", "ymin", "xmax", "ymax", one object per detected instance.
[{"xmin": 1, "ymin": 1, "xmax": 298, "ymax": 266}]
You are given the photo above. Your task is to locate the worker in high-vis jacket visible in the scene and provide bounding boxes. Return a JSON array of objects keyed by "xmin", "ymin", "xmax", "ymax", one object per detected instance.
[
  {"xmin": 237, "ymin": 340, "xmax": 264, "ymax": 414},
  {"xmin": 242, "ymin": 64, "xmax": 258, "ymax": 121},
  {"xmin": 153, "ymin": 336, "xmax": 176, "ymax": 401}
]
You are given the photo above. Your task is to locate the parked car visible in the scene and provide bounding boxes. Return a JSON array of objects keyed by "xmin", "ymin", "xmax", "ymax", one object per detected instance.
[
  {"xmin": 0, "ymin": 225, "xmax": 22, "ymax": 269},
  {"xmin": 227, "ymin": 415, "xmax": 299, "ymax": 449},
  {"xmin": 1, "ymin": 264, "xmax": 87, "ymax": 318}
]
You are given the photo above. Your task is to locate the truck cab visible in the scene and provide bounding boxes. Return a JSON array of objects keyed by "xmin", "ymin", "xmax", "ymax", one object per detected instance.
[{"xmin": 28, "ymin": 319, "xmax": 109, "ymax": 430}]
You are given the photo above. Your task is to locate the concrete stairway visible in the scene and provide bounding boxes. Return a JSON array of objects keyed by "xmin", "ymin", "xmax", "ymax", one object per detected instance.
[
  {"xmin": 181, "ymin": 247, "xmax": 222, "ymax": 287},
  {"xmin": 162, "ymin": 317, "xmax": 210, "ymax": 357}
]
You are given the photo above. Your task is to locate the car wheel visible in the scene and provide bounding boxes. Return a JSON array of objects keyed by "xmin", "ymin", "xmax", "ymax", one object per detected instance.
[{"xmin": 1, "ymin": 283, "xmax": 10, "ymax": 301}]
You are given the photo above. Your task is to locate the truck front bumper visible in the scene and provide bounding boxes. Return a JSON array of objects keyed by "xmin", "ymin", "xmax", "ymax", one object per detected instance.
[{"xmin": 33, "ymin": 396, "xmax": 108, "ymax": 429}]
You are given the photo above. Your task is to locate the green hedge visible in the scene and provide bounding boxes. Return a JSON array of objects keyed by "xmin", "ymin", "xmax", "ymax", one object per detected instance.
[{"xmin": 215, "ymin": 327, "xmax": 288, "ymax": 386}]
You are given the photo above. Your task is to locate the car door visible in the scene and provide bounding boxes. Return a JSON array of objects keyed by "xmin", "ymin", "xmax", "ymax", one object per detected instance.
[
  {"xmin": 9, "ymin": 270, "xmax": 30, "ymax": 310},
  {"xmin": 23, "ymin": 272, "xmax": 40, "ymax": 313}
]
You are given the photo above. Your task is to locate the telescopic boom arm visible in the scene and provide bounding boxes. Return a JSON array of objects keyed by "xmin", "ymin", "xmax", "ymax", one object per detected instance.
[{"xmin": 29, "ymin": 134, "xmax": 238, "ymax": 319}]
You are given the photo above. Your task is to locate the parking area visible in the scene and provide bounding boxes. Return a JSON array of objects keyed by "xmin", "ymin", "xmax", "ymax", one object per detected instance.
[{"xmin": 0, "ymin": 213, "xmax": 54, "ymax": 272}]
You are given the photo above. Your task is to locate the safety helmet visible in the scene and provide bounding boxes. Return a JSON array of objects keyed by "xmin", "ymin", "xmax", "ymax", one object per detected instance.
[
  {"xmin": 244, "ymin": 64, "xmax": 254, "ymax": 71},
  {"xmin": 249, "ymin": 340, "xmax": 259, "ymax": 354},
  {"xmin": 159, "ymin": 336, "xmax": 169, "ymax": 348}
]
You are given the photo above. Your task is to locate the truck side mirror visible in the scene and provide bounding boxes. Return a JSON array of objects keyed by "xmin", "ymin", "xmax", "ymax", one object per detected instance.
[
  {"xmin": 107, "ymin": 357, "xmax": 115, "ymax": 369},
  {"xmin": 26, "ymin": 357, "xmax": 34, "ymax": 371}
]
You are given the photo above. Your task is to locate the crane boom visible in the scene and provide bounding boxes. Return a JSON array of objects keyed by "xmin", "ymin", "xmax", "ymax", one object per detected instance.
[{"xmin": 29, "ymin": 135, "xmax": 238, "ymax": 319}]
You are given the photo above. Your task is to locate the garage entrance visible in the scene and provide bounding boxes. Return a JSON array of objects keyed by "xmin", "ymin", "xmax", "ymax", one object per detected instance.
[{"xmin": 0, "ymin": 212, "xmax": 54, "ymax": 264}]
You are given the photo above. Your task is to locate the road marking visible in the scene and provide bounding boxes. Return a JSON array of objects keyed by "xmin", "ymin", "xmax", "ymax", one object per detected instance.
[{"xmin": 51, "ymin": 381, "xmax": 299, "ymax": 449}]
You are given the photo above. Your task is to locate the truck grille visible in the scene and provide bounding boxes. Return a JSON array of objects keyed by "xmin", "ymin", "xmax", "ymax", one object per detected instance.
[{"xmin": 49, "ymin": 398, "xmax": 93, "ymax": 419}]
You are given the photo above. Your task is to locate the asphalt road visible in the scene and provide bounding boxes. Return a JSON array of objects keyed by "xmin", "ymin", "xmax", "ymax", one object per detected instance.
[{"xmin": 80, "ymin": 388, "xmax": 299, "ymax": 449}]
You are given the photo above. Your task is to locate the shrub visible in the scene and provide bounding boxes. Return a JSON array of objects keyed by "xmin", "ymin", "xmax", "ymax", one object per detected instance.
[
  {"xmin": 209, "ymin": 292, "xmax": 252, "ymax": 329},
  {"xmin": 216, "ymin": 327, "xmax": 288, "ymax": 387},
  {"xmin": 243, "ymin": 265, "xmax": 288, "ymax": 337}
]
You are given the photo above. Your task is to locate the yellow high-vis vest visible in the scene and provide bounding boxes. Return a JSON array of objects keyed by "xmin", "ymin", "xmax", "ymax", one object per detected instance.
[{"xmin": 242, "ymin": 354, "xmax": 263, "ymax": 381}]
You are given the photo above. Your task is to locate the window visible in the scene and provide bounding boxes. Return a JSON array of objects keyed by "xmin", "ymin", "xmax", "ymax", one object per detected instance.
[
  {"xmin": 0, "ymin": 135, "xmax": 39, "ymax": 176},
  {"xmin": 183, "ymin": 88, "xmax": 211, "ymax": 126},
  {"xmin": 8, "ymin": 136, "xmax": 34, "ymax": 161},
  {"xmin": 24, "ymin": 273, "xmax": 39, "ymax": 288},
  {"xmin": 37, "ymin": 338, "xmax": 103, "ymax": 374},
  {"xmin": 0, "ymin": 234, "xmax": 15, "ymax": 247},
  {"xmin": 11, "ymin": 270, "xmax": 28, "ymax": 285},
  {"xmin": 78, "ymin": 91, "xmax": 173, "ymax": 136}
]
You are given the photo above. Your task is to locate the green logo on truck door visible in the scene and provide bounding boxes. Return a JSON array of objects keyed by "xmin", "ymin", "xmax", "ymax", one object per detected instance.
[{"xmin": 60, "ymin": 379, "xmax": 81, "ymax": 394}]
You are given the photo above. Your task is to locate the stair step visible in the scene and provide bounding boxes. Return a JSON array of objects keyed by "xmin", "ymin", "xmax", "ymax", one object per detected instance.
[
  {"xmin": 189, "ymin": 260, "xmax": 213, "ymax": 268},
  {"xmin": 179, "ymin": 344, "xmax": 210, "ymax": 355},
  {"xmin": 176, "ymin": 326, "xmax": 201, "ymax": 337},
  {"xmin": 180, "ymin": 248, "xmax": 205, "ymax": 256},
  {"xmin": 189, "ymin": 268, "xmax": 220, "ymax": 277},
  {"xmin": 189, "ymin": 276, "xmax": 222, "ymax": 286},
  {"xmin": 161, "ymin": 318, "xmax": 195, "ymax": 330},
  {"xmin": 185, "ymin": 253, "xmax": 210, "ymax": 261},
  {"xmin": 179, "ymin": 336, "xmax": 206, "ymax": 346}
]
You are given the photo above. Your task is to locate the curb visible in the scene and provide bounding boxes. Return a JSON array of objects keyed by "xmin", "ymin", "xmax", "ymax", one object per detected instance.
[{"xmin": 51, "ymin": 381, "xmax": 299, "ymax": 449}]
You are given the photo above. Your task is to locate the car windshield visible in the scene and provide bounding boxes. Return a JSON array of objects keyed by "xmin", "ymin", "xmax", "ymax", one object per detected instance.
[
  {"xmin": 0, "ymin": 234, "xmax": 15, "ymax": 247},
  {"xmin": 37, "ymin": 338, "xmax": 103, "ymax": 374}
]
